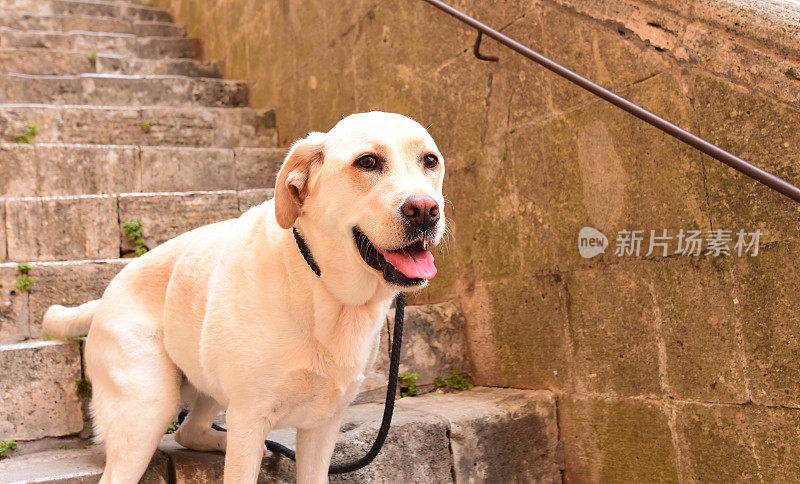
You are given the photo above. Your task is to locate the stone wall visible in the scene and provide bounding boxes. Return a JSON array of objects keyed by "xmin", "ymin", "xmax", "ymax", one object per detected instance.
[{"xmin": 155, "ymin": 0, "xmax": 800, "ymax": 480}]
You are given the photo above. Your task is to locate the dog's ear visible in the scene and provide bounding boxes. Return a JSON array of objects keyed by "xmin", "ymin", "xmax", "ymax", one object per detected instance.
[{"xmin": 274, "ymin": 132, "xmax": 326, "ymax": 229}]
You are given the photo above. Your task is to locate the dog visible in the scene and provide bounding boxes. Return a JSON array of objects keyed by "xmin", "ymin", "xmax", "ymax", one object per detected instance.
[{"xmin": 42, "ymin": 111, "xmax": 446, "ymax": 484}]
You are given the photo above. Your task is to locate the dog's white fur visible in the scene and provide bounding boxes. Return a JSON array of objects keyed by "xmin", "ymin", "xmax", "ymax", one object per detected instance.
[{"xmin": 43, "ymin": 112, "xmax": 445, "ymax": 484}]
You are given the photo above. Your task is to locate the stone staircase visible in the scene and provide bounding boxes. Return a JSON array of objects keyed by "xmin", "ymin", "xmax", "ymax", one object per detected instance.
[{"xmin": 0, "ymin": 1, "xmax": 561, "ymax": 481}]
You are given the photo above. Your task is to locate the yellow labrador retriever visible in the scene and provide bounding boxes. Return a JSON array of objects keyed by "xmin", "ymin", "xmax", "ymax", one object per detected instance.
[{"xmin": 42, "ymin": 112, "xmax": 446, "ymax": 484}]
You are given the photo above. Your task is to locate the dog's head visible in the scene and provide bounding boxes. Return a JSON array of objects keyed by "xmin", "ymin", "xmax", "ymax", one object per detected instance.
[{"xmin": 274, "ymin": 112, "xmax": 445, "ymax": 292}]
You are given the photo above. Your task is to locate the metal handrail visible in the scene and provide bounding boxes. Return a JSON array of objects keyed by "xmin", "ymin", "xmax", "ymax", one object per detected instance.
[{"xmin": 421, "ymin": 0, "xmax": 800, "ymax": 204}]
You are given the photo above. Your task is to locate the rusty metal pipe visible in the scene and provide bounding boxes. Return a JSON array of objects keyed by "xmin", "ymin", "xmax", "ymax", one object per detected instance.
[{"xmin": 420, "ymin": 0, "xmax": 800, "ymax": 204}]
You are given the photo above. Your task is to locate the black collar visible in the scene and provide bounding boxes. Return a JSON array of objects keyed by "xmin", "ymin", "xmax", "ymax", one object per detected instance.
[{"xmin": 293, "ymin": 227, "xmax": 321, "ymax": 277}]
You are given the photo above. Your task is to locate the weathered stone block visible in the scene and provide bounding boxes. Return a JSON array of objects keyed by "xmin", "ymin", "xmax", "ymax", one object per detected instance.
[
  {"xmin": 0, "ymin": 12, "xmax": 131, "ymax": 33},
  {"xmin": 118, "ymin": 191, "xmax": 240, "ymax": 252},
  {"xmin": 0, "ymin": 340, "xmax": 83, "ymax": 440},
  {"xmin": 234, "ymin": 147, "xmax": 284, "ymax": 190},
  {"xmin": 141, "ymin": 107, "xmax": 276, "ymax": 148},
  {"xmin": 134, "ymin": 36, "xmax": 198, "ymax": 59},
  {"xmin": 0, "ymin": 140, "xmax": 36, "ymax": 197},
  {"xmin": 0, "ymin": 73, "xmax": 249, "ymax": 108},
  {"xmin": 57, "ymin": 106, "xmax": 145, "ymax": 145},
  {"xmin": 397, "ymin": 388, "xmax": 561, "ymax": 483},
  {"xmin": 676, "ymin": 403, "xmax": 759, "ymax": 482},
  {"xmin": 35, "ymin": 144, "xmax": 141, "ymax": 196},
  {"xmin": 694, "ymin": 72, "xmax": 800, "ymax": 245},
  {"xmin": 161, "ymin": 398, "xmax": 453, "ymax": 483},
  {"xmin": 382, "ymin": 301, "xmax": 470, "ymax": 386},
  {"xmin": 135, "ymin": 106, "xmax": 219, "ymax": 147},
  {"xmin": 650, "ymin": 257, "xmax": 747, "ymax": 403},
  {"xmin": 132, "ymin": 21, "xmax": 185, "ymax": 37},
  {"xmin": 560, "ymin": 394, "xmax": 678, "ymax": 482},
  {"xmin": 0, "ymin": 263, "xmax": 29, "ymax": 344},
  {"xmin": 0, "ymin": 28, "xmax": 71, "ymax": 50},
  {"xmin": 731, "ymin": 239, "xmax": 800, "ymax": 407},
  {"xmin": 0, "ymin": 202, "xmax": 5, "ymax": 261},
  {"xmin": 677, "ymin": 402, "xmax": 800, "ymax": 480},
  {"xmin": 0, "ymin": 104, "xmax": 62, "ymax": 148},
  {"xmin": 5, "ymin": 446, "xmax": 168, "ymax": 483},
  {"xmin": 5, "ymin": 194, "xmax": 120, "ymax": 262},
  {"xmin": 749, "ymin": 406, "xmax": 800, "ymax": 482},
  {"xmin": 27, "ymin": 259, "xmax": 129, "ymax": 333},
  {"xmin": 463, "ymin": 275, "xmax": 568, "ymax": 389},
  {"xmin": 541, "ymin": 3, "xmax": 670, "ymax": 113},
  {"xmin": 565, "ymin": 262, "xmax": 662, "ymax": 397},
  {"xmin": 0, "ymin": 47, "xmax": 94, "ymax": 76},
  {"xmin": 525, "ymin": 71, "xmax": 709, "ymax": 273},
  {"xmin": 322, "ymin": 401, "xmax": 453, "ymax": 483},
  {"xmin": 76, "ymin": 32, "xmax": 131, "ymax": 54},
  {"xmin": 103, "ymin": 57, "xmax": 221, "ymax": 78},
  {"xmin": 51, "ymin": 0, "xmax": 172, "ymax": 22},
  {"xmin": 140, "ymin": 147, "xmax": 236, "ymax": 192}
]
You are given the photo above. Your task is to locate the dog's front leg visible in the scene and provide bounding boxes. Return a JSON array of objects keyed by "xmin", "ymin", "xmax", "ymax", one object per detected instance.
[
  {"xmin": 223, "ymin": 405, "xmax": 273, "ymax": 484},
  {"xmin": 295, "ymin": 411, "xmax": 345, "ymax": 484}
]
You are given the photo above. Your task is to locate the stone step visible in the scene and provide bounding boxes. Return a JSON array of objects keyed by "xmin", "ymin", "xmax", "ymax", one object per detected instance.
[
  {"xmin": 131, "ymin": 21, "xmax": 184, "ymax": 37},
  {"xmin": 0, "ymin": 259, "xmax": 130, "ymax": 343},
  {"xmin": 1, "ymin": 188, "xmax": 277, "ymax": 264},
  {"xmin": 0, "ymin": 340, "xmax": 85, "ymax": 442},
  {"xmin": 0, "ymin": 0, "xmax": 173, "ymax": 23},
  {"xmin": 0, "ymin": 73, "xmax": 248, "ymax": 107},
  {"xmin": 358, "ymin": 301, "xmax": 472, "ymax": 404},
  {"xmin": 1, "ymin": 144, "xmax": 283, "ymax": 197},
  {"xmin": 0, "ymin": 105, "xmax": 276, "ymax": 147},
  {"xmin": 0, "ymin": 47, "xmax": 221, "ymax": 77},
  {"xmin": 0, "ymin": 387, "xmax": 560, "ymax": 483},
  {"xmin": 0, "ymin": 28, "xmax": 199, "ymax": 59},
  {"xmin": 0, "ymin": 12, "xmax": 181, "ymax": 36},
  {"xmin": 0, "ymin": 296, "xmax": 474, "ymax": 446}
]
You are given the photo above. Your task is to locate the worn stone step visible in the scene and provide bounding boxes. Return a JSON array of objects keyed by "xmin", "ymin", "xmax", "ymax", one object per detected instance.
[
  {"xmin": 1, "ymin": 189, "xmax": 276, "ymax": 263},
  {"xmin": 131, "ymin": 21, "xmax": 184, "ymax": 37},
  {"xmin": 0, "ymin": 340, "xmax": 85, "ymax": 441},
  {"xmin": 0, "ymin": 387, "xmax": 560, "ymax": 483},
  {"xmin": 0, "ymin": 259, "xmax": 129, "ymax": 342},
  {"xmin": 0, "ymin": 28, "xmax": 199, "ymax": 59},
  {"xmin": 0, "ymin": 12, "xmax": 180, "ymax": 36},
  {"xmin": 0, "ymin": 0, "xmax": 173, "ymax": 23},
  {"xmin": 0, "ymin": 295, "xmax": 475, "ymax": 452},
  {"xmin": 1, "ymin": 144, "xmax": 283, "ymax": 197},
  {"xmin": 0, "ymin": 47, "xmax": 221, "ymax": 77},
  {"xmin": 0, "ymin": 73, "xmax": 248, "ymax": 107},
  {"xmin": 0, "ymin": 11, "xmax": 130, "ymax": 33},
  {"xmin": 358, "ymin": 301, "xmax": 472, "ymax": 404},
  {"xmin": 0, "ymin": 105, "xmax": 276, "ymax": 147}
]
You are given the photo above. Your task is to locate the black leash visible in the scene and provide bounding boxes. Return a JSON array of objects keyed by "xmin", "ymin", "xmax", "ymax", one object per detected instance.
[{"xmin": 178, "ymin": 227, "xmax": 404, "ymax": 474}]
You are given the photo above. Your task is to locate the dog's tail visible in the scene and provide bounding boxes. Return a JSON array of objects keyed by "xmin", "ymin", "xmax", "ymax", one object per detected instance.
[{"xmin": 43, "ymin": 299, "xmax": 100, "ymax": 339}]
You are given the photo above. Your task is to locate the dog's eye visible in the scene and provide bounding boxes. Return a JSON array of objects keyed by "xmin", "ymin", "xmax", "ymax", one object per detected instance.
[
  {"xmin": 356, "ymin": 155, "xmax": 378, "ymax": 170},
  {"xmin": 423, "ymin": 154, "xmax": 439, "ymax": 169}
]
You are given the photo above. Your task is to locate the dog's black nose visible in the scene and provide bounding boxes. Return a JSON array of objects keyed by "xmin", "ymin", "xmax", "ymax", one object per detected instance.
[{"xmin": 401, "ymin": 195, "xmax": 440, "ymax": 231}]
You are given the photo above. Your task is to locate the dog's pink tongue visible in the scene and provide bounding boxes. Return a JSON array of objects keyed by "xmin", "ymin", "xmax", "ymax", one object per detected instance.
[{"xmin": 379, "ymin": 247, "xmax": 437, "ymax": 280}]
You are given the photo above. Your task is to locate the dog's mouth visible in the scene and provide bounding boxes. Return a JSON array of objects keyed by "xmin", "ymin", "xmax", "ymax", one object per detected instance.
[{"xmin": 353, "ymin": 228, "xmax": 437, "ymax": 287}]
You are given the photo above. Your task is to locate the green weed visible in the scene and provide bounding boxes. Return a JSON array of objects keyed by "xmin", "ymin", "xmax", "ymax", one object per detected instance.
[
  {"xmin": 398, "ymin": 371, "xmax": 419, "ymax": 397},
  {"xmin": 0, "ymin": 440, "xmax": 17, "ymax": 459},
  {"xmin": 165, "ymin": 420, "xmax": 179, "ymax": 434},
  {"xmin": 434, "ymin": 371, "xmax": 474, "ymax": 391},
  {"xmin": 75, "ymin": 378, "xmax": 91, "ymax": 398},
  {"xmin": 122, "ymin": 219, "xmax": 148, "ymax": 257},
  {"xmin": 15, "ymin": 124, "xmax": 39, "ymax": 144}
]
